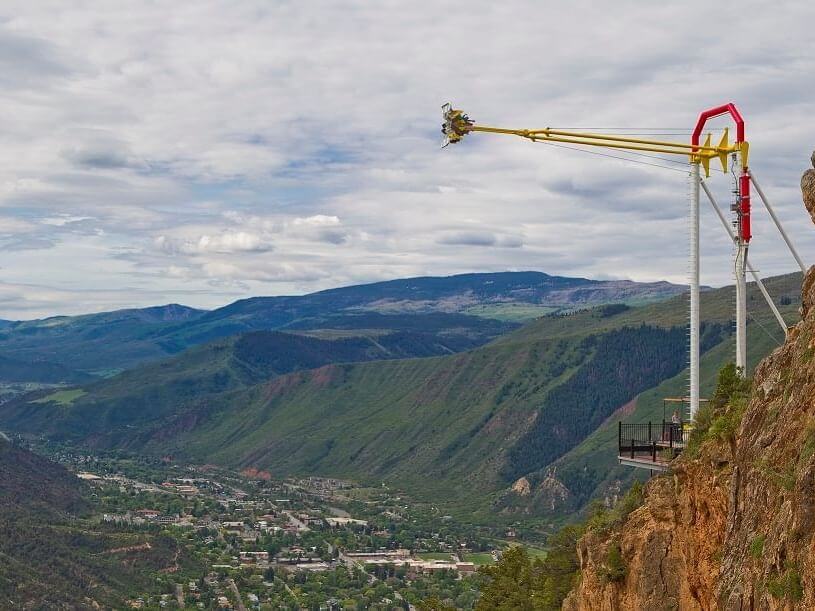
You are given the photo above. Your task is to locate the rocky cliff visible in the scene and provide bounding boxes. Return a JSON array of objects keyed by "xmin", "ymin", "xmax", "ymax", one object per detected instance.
[{"xmin": 564, "ymin": 153, "xmax": 815, "ymax": 611}]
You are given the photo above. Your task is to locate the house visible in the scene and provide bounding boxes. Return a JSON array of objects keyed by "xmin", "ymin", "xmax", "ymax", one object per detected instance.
[
  {"xmin": 136, "ymin": 509, "xmax": 161, "ymax": 519},
  {"xmin": 325, "ymin": 517, "xmax": 368, "ymax": 527},
  {"xmin": 295, "ymin": 561, "xmax": 331, "ymax": 571},
  {"xmin": 345, "ymin": 549, "xmax": 410, "ymax": 560},
  {"xmin": 240, "ymin": 529, "xmax": 261, "ymax": 542},
  {"xmin": 239, "ymin": 551, "xmax": 269, "ymax": 565},
  {"xmin": 76, "ymin": 472, "xmax": 101, "ymax": 481}
]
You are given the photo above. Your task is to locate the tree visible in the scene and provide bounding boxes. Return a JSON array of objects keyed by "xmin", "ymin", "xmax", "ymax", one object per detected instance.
[
  {"xmin": 476, "ymin": 546, "xmax": 536, "ymax": 610},
  {"xmin": 418, "ymin": 596, "xmax": 457, "ymax": 611},
  {"xmin": 475, "ymin": 526, "xmax": 584, "ymax": 610}
]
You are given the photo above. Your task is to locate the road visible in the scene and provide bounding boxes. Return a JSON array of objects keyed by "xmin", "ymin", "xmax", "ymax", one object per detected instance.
[
  {"xmin": 283, "ymin": 510, "xmax": 310, "ymax": 532},
  {"xmin": 227, "ymin": 579, "xmax": 247, "ymax": 611},
  {"xmin": 173, "ymin": 582, "xmax": 184, "ymax": 607},
  {"xmin": 339, "ymin": 552, "xmax": 376, "ymax": 584}
]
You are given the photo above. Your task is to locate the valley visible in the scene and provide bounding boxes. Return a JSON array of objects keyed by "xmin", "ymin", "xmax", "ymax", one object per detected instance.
[
  {"xmin": 6, "ymin": 438, "xmax": 523, "ymax": 609},
  {"xmin": 0, "ymin": 272, "xmax": 800, "ymax": 529}
]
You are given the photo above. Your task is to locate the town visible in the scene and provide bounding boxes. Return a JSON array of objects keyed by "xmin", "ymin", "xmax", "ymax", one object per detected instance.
[{"xmin": 36, "ymin": 444, "xmax": 546, "ymax": 610}]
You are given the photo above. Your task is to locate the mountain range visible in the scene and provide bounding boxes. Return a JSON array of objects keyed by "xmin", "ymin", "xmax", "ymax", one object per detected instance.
[
  {"xmin": 0, "ymin": 270, "xmax": 800, "ymax": 524},
  {"xmin": 0, "ymin": 271, "xmax": 685, "ymax": 375}
]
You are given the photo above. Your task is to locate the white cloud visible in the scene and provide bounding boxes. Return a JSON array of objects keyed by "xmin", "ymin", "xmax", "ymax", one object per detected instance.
[
  {"xmin": 0, "ymin": 217, "xmax": 34, "ymax": 233},
  {"xmin": 292, "ymin": 215, "xmax": 340, "ymax": 228},
  {"xmin": 0, "ymin": 0, "xmax": 813, "ymax": 318},
  {"xmin": 155, "ymin": 231, "xmax": 273, "ymax": 255}
]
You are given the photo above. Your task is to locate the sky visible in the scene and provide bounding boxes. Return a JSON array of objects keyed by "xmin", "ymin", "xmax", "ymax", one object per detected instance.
[{"xmin": 1, "ymin": 1, "xmax": 814, "ymax": 319}]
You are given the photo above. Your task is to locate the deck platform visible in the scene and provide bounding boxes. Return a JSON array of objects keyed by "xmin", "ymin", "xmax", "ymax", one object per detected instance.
[
  {"xmin": 617, "ymin": 455, "xmax": 672, "ymax": 472},
  {"xmin": 617, "ymin": 420, "xmax": 687, "ymax": 472}
]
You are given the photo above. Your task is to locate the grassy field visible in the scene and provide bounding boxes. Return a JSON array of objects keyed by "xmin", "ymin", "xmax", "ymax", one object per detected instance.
[
  {"xmin": 32, "ymin": 389, "xmax": 87, "ymax": 406},
  {"xmin": 463, "ymin": 304, "xmax": 560, "ymax": 322},
  {"xmin": 417, "ymin": 552, "xmax": 456, "ymax": 561},
  {"xmin": 463, "ymin": 552, "xmax": 495, "ymax": 566}
]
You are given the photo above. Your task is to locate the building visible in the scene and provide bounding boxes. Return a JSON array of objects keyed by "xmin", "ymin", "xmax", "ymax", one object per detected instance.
[
  {"xmin": 345, "ymin": 549, "xmax": 410, "ymax": 560},
  {"xmin": 239, "ymin": 551, "xmax": 269, "ymax": 565},
  {"xmin": 136, "ymin": 509, "xmax": 161, "ymax": 519},
  {"xmin": 456, "ymin": 562, "xmax": 477, "ymax": 574},
  {"xmin": 325, "ymin": 517, "xmax": 368, "ymax": 527}
]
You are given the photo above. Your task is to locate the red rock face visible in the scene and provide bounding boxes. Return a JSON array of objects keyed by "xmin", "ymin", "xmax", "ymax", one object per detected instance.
[{"xmin": 565, "ymin": 151, "xmax": 815, "ymax": 611}]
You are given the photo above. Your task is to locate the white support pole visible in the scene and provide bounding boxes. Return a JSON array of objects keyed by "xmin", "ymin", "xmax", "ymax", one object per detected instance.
[
  {"xmin": 735, "ymin": 243, "xmax": 748, "ymax": 371},
  {"xmin": 700, "ymin": 180, "xmax": 788, "ymax": 336},
  {"xmin": 749, "ymin": 173, "xmax": 808, "ymax": 273},
  {"xmin": 689, "ymin": 164, "xmax": 701, "ymax": 422},
  {"xmin": 734, "ymin": 159, "xmax": 748, "ymax": 373}
]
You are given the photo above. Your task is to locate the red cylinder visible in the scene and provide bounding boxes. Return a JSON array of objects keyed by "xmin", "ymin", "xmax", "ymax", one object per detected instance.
[{"xmin": 740, "ymin": 173, "xmax": 751, "ymax": 242}]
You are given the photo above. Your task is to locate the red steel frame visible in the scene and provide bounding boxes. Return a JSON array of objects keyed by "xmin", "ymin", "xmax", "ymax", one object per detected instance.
[{"xmin": 692, "ymin": 104, "xmax": 751, "ymax": 242}]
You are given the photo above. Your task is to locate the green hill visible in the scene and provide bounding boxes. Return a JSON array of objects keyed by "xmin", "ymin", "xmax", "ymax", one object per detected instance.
[
  {"xmin": 0, "ymin": 304, "xmax": 206, "ymax": 374},
  {"xmin": 1, "ymin": 328, "xmax": 506, "ymax": 440},
  {"xmin": 0, "ymin": 354, "xmax": 94, "ymax": 385},
  {"xmin": 0, "ymin": 437, "xmax": 189, "ymax": 608},
  {"xmin": 0, "ymin": 274, "xmax": 800, "ymax": 522}
]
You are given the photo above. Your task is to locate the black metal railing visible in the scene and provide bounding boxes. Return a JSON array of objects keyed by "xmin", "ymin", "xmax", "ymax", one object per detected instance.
[{"xmin": 618, "ymin": 421, "xmax": 685, "ymax": 463}]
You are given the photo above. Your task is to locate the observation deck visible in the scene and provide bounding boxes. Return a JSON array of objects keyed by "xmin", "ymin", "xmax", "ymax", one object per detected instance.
[
  {"xmin": 617, "ymin": 398, "xmax": 702, "ymax": 472},
  {"xmin": 617, "ymin": 420, "xmax": 686, "ymax": 472}
]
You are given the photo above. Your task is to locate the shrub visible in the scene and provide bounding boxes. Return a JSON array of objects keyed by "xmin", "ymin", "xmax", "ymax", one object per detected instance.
[
  {"xmin": 799, "ymin": 420, "xmax": 815, "ymax": 463},
  {"xmin": 748, "ymin": 535, "xmax": 765, "ymax": 559},
  {"xmin": 756, "ymin": 460, "xmax": 796, "ymax": 492},
  {"xmin": 686, "ymin": 363, "xmax": 751, "ymax": 456},
  {"xmin": 710, "ymin": 363, "xmax": 751, "ymax": 410},
  {"xmin": 585, "ymin": 481, "xmax": 646, "ymax": 536},
  {"xmin": 616, "ymin": 481, "xmax": 644, "ymax": 522},
  {"xmin": 708, "ymin": 396, "xmax": 748, "ymax": 446},
  {"xmin": 585, "ymin": 501, "xmax": 615, "ymax": 535},
  {"xmin": 598, "ymin": 543, "xmax": 626, "ymax": 583},
  {"xmin": 766, "ymin": 563, "xmax": 803, "ymax": 601},
  {"xmin": 685, "ymin": 402, "xmax": 714, "ymax": 458}
]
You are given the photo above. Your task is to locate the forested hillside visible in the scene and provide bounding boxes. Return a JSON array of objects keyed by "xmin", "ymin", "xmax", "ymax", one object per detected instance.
[
  {"xmin": 0, "ymin": 354, "xmax": 93, "ymax": 384},
  {"xmin": 0, "ymin": 328, "xmax": 514, "ymax": 441},
  {"xmin": 0, "ymin": 436, "xmax": 190, "ymax": 607}
]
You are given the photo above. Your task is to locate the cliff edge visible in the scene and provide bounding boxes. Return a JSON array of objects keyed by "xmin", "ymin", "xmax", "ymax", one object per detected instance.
[{"xmin": 564, "ymin": 152, "xmax": 815, "ymax": 611}]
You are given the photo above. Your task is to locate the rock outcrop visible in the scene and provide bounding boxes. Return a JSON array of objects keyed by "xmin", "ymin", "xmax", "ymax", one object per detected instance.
[
  {"xmin": 564, "ymin": 152, "xmax": 815, "ymax": 610},
  {"xmin": 512, "ymin": 476, "xmax": 532, "ymax": 496},
  {"xmin": 802, "ymin": 151, "xmax": 815, "ymax": 226}
]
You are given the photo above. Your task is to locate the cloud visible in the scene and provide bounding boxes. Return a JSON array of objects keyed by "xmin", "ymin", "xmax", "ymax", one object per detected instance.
[
  {"xmin": 0, "ymin": 1, "xmax": 813, "ymax": 318},
  {"xmin": 62, "ymin": 134, "xmax": 142, "ymax": 170},
  {"xmin": 437, "ymin": 231, "xmax": 523, "ymax": 248},
  {"xmin": 154, "ymin": 231, "xmax": 273, "ymax": 255},
  {"xmin": 0, "ymin": 28, "xmax": 73, "ymax": 88}
]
